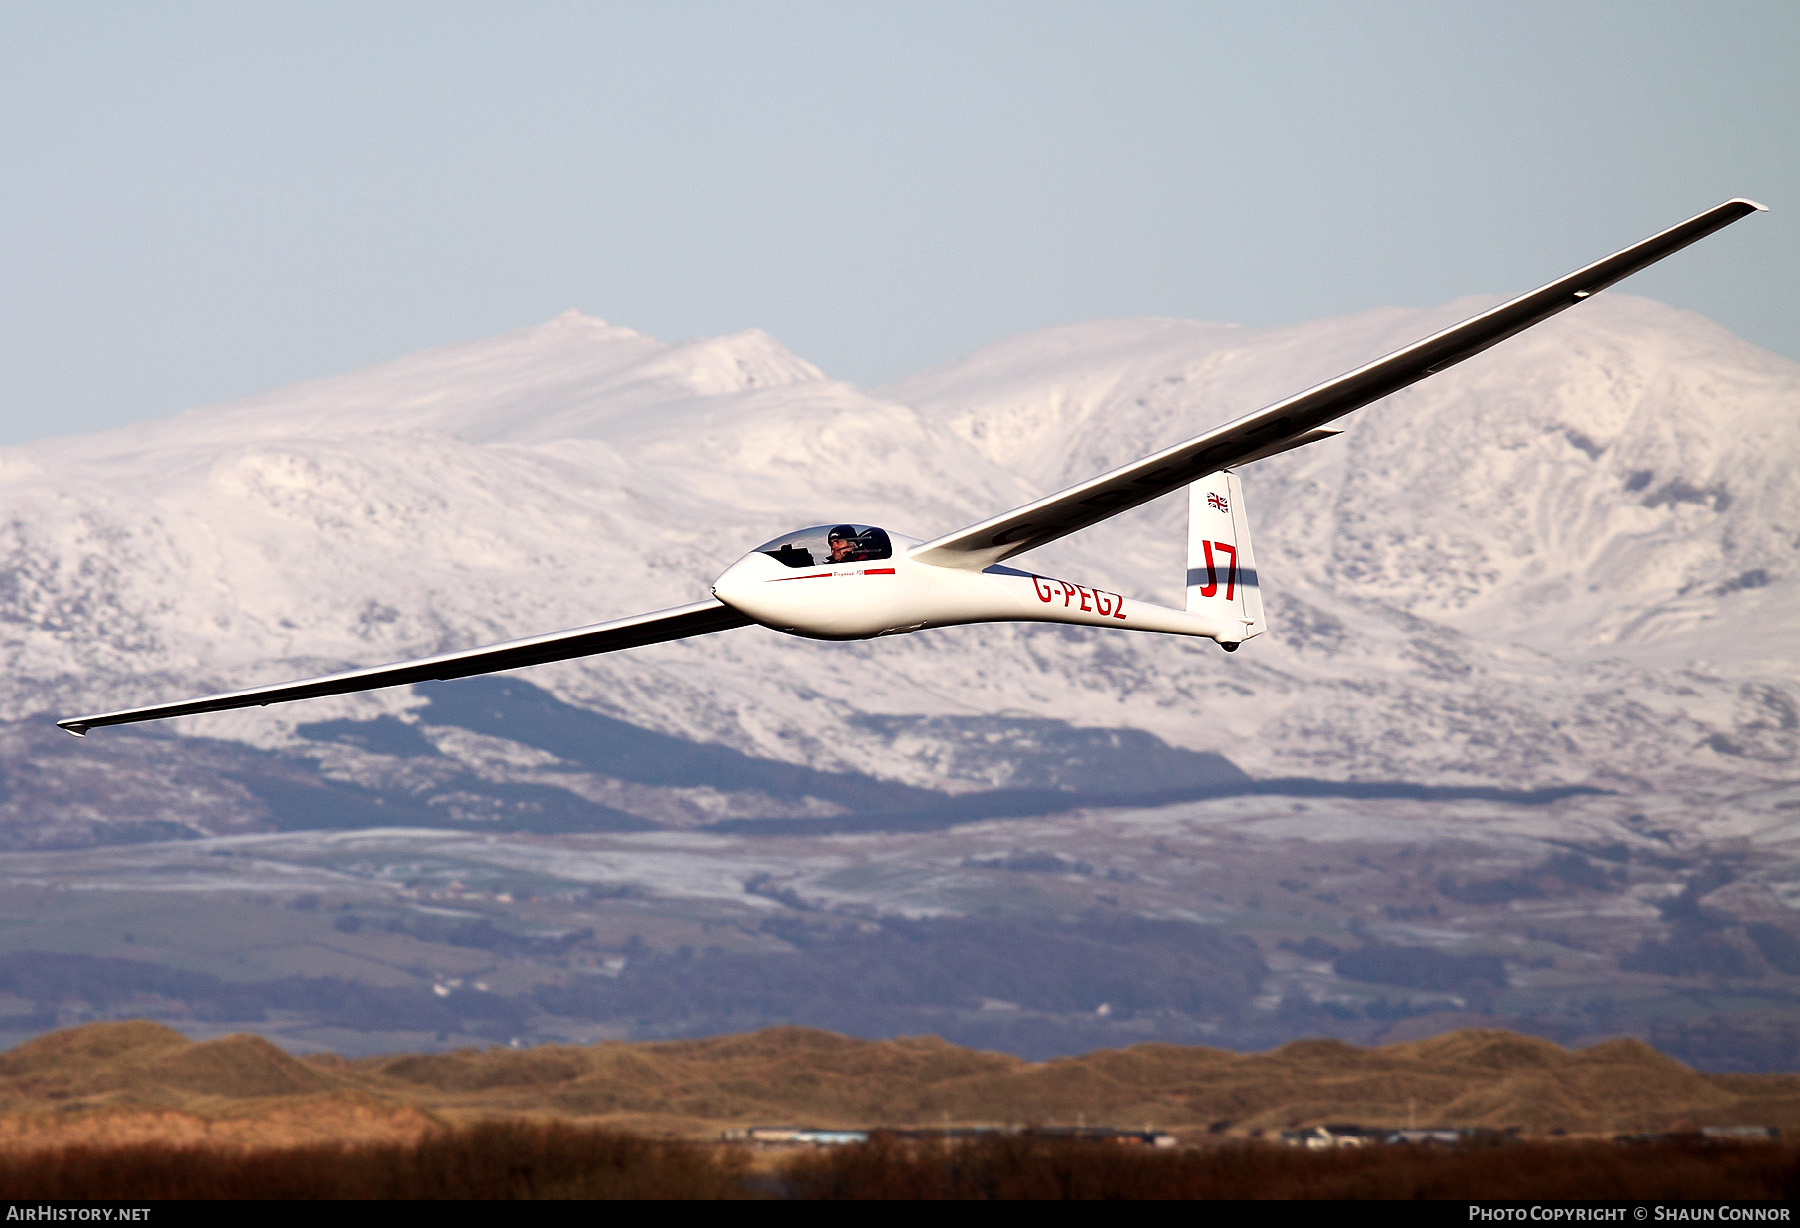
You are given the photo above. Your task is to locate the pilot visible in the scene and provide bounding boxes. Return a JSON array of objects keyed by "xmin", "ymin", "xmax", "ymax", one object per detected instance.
[{"xmin": 827, "ymin": 525, "xmax": 865, "ymax": 564}]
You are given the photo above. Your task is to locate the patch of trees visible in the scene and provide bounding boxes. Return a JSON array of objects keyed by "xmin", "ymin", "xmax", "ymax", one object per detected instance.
[
  {"xmin": 1619, "ymin": 866, "xmax": 1761, "ymax": 980},
  {"xmin": 1331, "ymin": 942, "xmax": 1506, "ymax": 993},
  {"xmin": 334, "ymin": 912, "xmax": 592, "ymax": 957},
  {"xmin": 1278, "ymin": 936, "xmax": 1343, "ymax": 962},
  {"xmin": 1436, "ymin": 853, "xmax": 1621, "ymax": 906}
]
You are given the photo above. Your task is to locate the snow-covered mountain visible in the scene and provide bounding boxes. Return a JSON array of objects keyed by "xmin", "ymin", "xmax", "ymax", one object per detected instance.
[{"xmin": 4, "ymin": 296, "xmax": 1796, "ymax": 822}]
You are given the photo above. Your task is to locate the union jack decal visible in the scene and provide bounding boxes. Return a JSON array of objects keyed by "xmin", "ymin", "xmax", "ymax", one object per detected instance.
[{"xmin": 1207, "ymin": 492, "xmax": 1229, "ymax": 513}]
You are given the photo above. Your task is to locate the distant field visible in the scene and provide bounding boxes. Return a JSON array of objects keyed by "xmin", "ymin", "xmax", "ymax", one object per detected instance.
[{"xmin": 3, "ymin": 787, "xmax": 1799, "ymax": 1073}]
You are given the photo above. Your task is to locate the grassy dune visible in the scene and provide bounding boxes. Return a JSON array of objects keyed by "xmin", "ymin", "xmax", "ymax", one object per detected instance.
[{"xmin": 4, "ymin": 1020, "xmax": 1800, "ymax": 1144}]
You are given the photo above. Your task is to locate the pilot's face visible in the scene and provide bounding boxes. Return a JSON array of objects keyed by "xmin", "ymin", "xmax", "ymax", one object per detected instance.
[{"xmin": 829, "ymin": 536, "xmax": 853, "ymax": 561}]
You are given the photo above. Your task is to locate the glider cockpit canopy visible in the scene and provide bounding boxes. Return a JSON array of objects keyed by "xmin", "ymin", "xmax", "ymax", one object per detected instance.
[{"xmin": 757, "ymin": 524, "xmax": 894, "ymax": 568}]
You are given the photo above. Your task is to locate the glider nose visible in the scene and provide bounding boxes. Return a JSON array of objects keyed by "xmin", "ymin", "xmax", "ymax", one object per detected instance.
[
  {"xmin": 712, "ymin": 550, "xmax": 824, "ymax": 634},
  {"xmin": 710, "ymin": 559, "xmax": 746, "ymax": 608},
  {"xmin": 710, "ymin": 552, "xmax": 770, "ymax": 619}
]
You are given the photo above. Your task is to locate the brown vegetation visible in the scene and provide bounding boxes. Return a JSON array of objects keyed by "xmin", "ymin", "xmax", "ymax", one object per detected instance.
[
  {"xmin": 0, "ymin": 1120, "xmax": 746, "ymax": 1199},
  {"xmin": 0, "ymin": 1127, "xmax": 1795, "ymax": 1200},
  {"xmin": 2, "ymin": 1020, "xmax": 1799, "ymax": 1150},
  {"xmin": 782, "ymin": 1135, "xmax": 1800, "ymax": 1200}
]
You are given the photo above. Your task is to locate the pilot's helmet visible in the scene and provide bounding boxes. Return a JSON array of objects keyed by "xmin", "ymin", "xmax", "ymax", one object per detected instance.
[{"xmin": 829, "ymin": 525, "xmax": 857, "ymax": 543}]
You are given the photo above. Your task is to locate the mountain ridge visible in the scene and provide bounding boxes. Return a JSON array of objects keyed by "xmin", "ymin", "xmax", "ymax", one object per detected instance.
[{"xmin": 4, "ymin": 295, "xmax": 1795, "ymax": 805}]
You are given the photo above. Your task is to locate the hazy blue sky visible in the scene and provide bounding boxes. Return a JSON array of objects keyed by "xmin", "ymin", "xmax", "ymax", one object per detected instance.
[{"xmin": 2, "ymin": 2, "xmax": 1794, "ymax": 445}]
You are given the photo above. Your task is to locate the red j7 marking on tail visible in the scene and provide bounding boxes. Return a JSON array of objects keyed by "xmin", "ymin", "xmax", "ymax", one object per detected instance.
[{"xmin": 1196, "ymin": 541, "xmax": 1238, "ymax": 601}]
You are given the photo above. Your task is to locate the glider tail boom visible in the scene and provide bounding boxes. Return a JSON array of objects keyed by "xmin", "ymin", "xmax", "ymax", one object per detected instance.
[{"xmin": 1187, "ymin": 470, "xmax": 1266, "ymax": 648}]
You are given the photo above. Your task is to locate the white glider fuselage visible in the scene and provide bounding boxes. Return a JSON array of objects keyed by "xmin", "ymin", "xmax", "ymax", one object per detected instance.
[{"xmin": 710, "ymin": 530, "xmax": 1233, "ymax": 644}]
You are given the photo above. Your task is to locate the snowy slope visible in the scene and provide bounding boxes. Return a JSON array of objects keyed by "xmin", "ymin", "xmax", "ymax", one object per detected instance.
[{"xmin": 3, "ymin": 296, "xmax": 1795, "ymax": 810}]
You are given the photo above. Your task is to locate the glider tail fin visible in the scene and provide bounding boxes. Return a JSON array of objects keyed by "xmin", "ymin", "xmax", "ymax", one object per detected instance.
[{"xmin": 1187, "ymin": 470, "xmax": 1267, "ymax": 646}]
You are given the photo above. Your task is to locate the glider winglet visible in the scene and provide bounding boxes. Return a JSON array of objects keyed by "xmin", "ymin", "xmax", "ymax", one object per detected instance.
[
  {"xmin": 909, "ymin": 198, "xmax": 1765, "ymax": 570},
  {"xmin": 57, "ymin": 598, "xmax": 751, "ymax": 735}
]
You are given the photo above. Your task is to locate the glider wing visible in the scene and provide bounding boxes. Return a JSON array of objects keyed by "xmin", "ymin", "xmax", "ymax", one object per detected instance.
[
  {"xmin": 58, "ymin": 598, "xmax": 751, "ymax": 735},
  {"xmin": 909, "ymin": 198, "xmax": 1766, "ymax": 570}
]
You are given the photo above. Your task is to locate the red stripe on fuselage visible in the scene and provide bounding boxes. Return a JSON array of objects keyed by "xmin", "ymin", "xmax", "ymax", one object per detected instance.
[{"xmin": 770, "ymin": 567, "xmax": 896, "ymax": 581}]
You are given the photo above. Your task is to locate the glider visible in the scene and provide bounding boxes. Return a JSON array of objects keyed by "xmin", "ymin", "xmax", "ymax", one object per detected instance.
[{"xmin": 59, "ymin": 198, "xmax": 1765, "ymax": 736}]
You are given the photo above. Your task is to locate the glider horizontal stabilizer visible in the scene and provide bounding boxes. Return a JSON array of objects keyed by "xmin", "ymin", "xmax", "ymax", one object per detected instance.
[
  {"xmin": 908, "ymin": 198, "xmax": 1766, "ymax": 571},
  {"xmin": 57, "ymin": 599, "xmax": 751, "ymax": 735}
]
